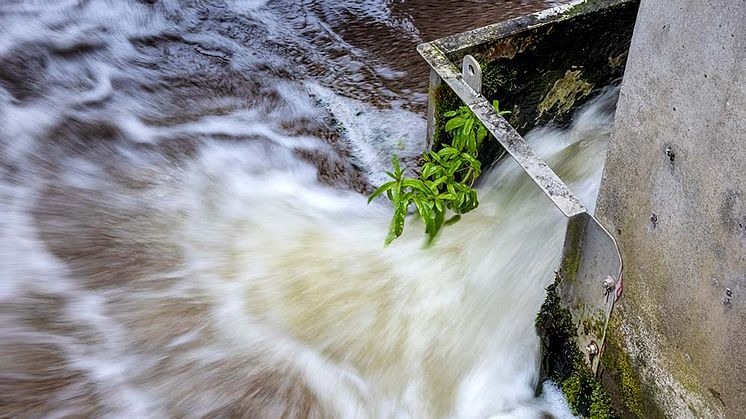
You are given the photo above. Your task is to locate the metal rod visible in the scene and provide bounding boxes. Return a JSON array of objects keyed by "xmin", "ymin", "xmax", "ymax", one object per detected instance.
[{"xmin": 417, "ymin": 42, "xmax": 587, "ymax": 218}]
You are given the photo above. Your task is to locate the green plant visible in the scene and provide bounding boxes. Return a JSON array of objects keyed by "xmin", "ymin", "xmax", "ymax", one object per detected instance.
[{"xmin": 369, "ymin": 100, "xmax": 510, "ymax": 246}]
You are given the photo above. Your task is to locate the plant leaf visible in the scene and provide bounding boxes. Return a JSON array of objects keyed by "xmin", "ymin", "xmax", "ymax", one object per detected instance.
[
  {"xmin": 391, "ymin": 155, "xmax": 402, "ymax": 175},
  {"xmin": 461, "ymin": 153, "xmax": 481, "ymax": 173},
  {"xmin": 421, "ymin": 163, "xmax": 440, "ymax": 179},
  {"xmin": 385, "ymin": 204, "xmax": 407, "ymax": 246},
  {"xmin": 446, "ymin": 159, "xmax": 463, "ymax": 177},
  {"xmin": 368, "ymin": 181, "xmax": 397, "ymax": 203},
  {"xmin": 463, "ymin": 118, "xmax": 474, "ymax": 138},
  {"xmin": 476, "ymin": 124, "xmax": 487, "ymax": 144},
  {"xmin": 444, "ymin": 214, "xmax": 461, "ymax": 226},
  {"xmin": 402, "ymin": 178, "xmax": 429, "ymax": 193},
  {"xmin": 438, "ymin": 147, "xmax": 460, "ymax": 158},
  {"xmin": 445, "ymin": 117, "xmax": 466, "ymax": 132}
]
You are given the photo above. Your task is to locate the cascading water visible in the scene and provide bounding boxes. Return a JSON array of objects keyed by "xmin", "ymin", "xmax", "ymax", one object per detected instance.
[{"xmin": 1, "ymin": 1, "xmax": 613, "ymax": 417}]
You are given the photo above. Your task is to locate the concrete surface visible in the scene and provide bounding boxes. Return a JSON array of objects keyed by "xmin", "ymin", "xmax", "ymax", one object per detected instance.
[{"xmin": 596, "ymin": 0, "xmax": 746, "ymax": 417}]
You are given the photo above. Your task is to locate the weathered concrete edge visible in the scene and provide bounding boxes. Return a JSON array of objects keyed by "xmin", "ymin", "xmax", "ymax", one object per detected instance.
[{"xmin": 432, "ymin": 0, "xmax": 635, "ymax": 57}]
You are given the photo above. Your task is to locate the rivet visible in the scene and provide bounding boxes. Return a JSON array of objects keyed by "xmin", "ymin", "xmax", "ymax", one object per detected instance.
[
  {"xmin": 586, "ymin": 341, "xmax": 599, "ymax": 358},
  {"xmin": 603, "ymin": 276, "xmax": 616, "ymax": 291},
  {"xmin": 603, "ymin": 276, "xmax": 617, "ymax": 300}
]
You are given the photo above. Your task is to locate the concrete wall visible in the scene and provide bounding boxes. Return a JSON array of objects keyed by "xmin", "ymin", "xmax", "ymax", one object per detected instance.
[{"xmin": 596, "ymin": 0, "xmax": 746, "ymax": 417}]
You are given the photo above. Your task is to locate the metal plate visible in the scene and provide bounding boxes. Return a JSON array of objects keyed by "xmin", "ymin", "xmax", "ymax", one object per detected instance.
[{"xmin": 461, "ymin": 55, "xmax": 482, "ymax": 93}]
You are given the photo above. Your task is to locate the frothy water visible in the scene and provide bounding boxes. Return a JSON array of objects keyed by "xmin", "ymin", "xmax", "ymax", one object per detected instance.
[{"xmin": 0, "ymin": 1, "xmax": 615, "ymax": 417}]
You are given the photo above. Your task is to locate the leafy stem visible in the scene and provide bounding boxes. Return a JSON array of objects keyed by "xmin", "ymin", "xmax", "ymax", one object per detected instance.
[{"xmin": 369, "ymin": 99, "xmax": 510, "ymax": 246}]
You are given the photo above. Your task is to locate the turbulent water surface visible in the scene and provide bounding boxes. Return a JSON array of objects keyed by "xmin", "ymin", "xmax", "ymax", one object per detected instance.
[{"xmin": 0, "ymin": 1, "xmax": 618, "ymax": 418}]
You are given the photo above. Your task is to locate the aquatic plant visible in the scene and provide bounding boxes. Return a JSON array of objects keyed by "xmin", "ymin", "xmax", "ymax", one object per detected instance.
[{"xmin": 369, "ymin": 100, "xmax": 510, "ymax": 245}]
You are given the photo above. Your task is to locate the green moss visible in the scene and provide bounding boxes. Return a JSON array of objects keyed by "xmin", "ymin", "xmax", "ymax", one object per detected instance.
[
  {"xmin": 607, "ymin": 237, "xmax": 703, "ymax": 412},
  {"xmin": 582, "ymin": 313, "xmax": 606, "ymax": 338},
  {"xmin": 565, "ymin": 0, "xmax": 609, "ymax": 18},
  {"xmin": 429, "ymin": 1, "xmax": 638, "ymax": 170},
  {"xmin": 561, "ymin": 365, "xmax": 616, "ymax": 418},
  {"xmin": 536, "ymin": 273, "xmax": 617, "ymax": 418},
  {"xmin": 468, "ymin": 0, "xmax": 637, "ymax": 137},
  {"xmin": 670, "ymin": 351, "xmax": 700, "ymax": 395},
  {"xmin": 537, "ymin": 69, "xmax": 593, "ymax": 118},
  {"xmin": 601, "ymin": 314, "xmax": 666, "ymax": 419},
  {"xmin": 590, "ymin": 383, "xmax": 616, "ymax": 418},
  {"xmin": 481, "ymin": 62, "xmax": 519, "ymax": 102}
]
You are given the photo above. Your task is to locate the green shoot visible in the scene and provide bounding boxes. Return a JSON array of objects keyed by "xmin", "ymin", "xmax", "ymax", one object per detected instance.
[{"xmin": 369, "ymin": 100, "xmax": 507, "ymax": 246}]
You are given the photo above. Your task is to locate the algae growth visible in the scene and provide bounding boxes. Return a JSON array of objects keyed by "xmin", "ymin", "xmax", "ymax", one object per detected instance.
[
  {"xmin": 600, "ymin": 314, "xmax": 667, "ymax": 419},
  {"xmin": 538, "ymin": 70, "xmax": 593, "ymax": 118},
  {"xmin": 536, "ymin": 273, "xmax": 617, "ymax": 418}
]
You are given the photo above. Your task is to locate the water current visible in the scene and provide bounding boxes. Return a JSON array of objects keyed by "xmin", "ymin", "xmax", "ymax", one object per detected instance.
[{"xmin": 0, "ymin": 1, "xmax": 617, "ymax": 417}]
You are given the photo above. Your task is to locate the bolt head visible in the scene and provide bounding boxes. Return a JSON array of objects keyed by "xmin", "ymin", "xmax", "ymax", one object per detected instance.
[{"xmin": 586, "ymin": 341, "xmax": 599, "ymax": 356}]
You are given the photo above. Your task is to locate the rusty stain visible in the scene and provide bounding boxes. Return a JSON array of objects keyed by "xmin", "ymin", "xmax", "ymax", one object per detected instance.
[{"xmin": 480, "ymin": 35, "xmax": 536, "ymax": 61}]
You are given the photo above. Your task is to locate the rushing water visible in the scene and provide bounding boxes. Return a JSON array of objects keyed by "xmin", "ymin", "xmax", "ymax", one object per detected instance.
[{"xmin": 0, "ymin": 1, "xmax": 617, "ymax": 418}]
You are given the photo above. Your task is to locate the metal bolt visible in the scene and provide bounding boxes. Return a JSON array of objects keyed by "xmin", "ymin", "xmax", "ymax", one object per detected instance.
[
  {"xmin": 586, "ymin": 341, "xmax": 599, "ymax": 358},
  {"xmin": 603, "ymin": 276, "xmax": 616, "ymax": 291},
  {"xmin": 723, "ymin": 288, "xmax": 733, "ymax": 309},
  {"xmin": 603, "ymin": 275, "xmax": 616, "ymax": 300}
]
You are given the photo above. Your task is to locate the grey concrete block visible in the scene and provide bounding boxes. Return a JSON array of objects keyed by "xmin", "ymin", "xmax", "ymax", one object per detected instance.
[{"xmin": 596, "ymin": 0, "xmax": 746, "ymax": 417}]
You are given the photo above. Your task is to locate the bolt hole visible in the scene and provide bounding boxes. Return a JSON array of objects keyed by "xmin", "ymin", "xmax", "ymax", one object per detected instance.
[
  {"xmin": 665, "ymin": 146, "xmax": 675, "ymax": 163},
  {"xmin": 467, "ymin": 64, "xmax": 475, "ymax": 76}
]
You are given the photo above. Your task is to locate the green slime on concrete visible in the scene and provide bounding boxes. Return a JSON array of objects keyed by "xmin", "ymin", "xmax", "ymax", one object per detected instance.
[
  {"xmin": 536, "ymin": 274, "xmax": 617, "ymax": 418},
  {"xmin": 600, "ymin": 314, "xmax": 667, "ymax": 419}
]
